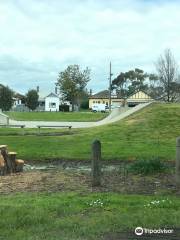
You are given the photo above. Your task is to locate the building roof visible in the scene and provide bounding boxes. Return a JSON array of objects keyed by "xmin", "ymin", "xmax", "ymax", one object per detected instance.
[
  {"xmin": 127, "ymin": 90, "xmax": 154, "ymax": 100},
  {"xmin": 89, "ymin": 90, "xmax": 122, "ymax": 99},
  {"xmin": 45, "ymin": 92, "xmax": 59, "ymax": 98}
]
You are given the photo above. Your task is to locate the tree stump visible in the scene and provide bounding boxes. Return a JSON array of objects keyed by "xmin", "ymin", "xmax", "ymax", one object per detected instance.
[
  {"xmin": 0, "ymin": 145, "xmax": 11, "ymax": 174},
  {"xmin": 0, "ymin": 153, "xmax": 5, "ymax": 175},
  {"xmin": 0, "ymin": 145, "xmax": 25, "ymax": 175},
  {"xmin": 15, "ymin": 159, "xmax": 24, "ymax": 172},
  {"xmin": 91, "ymin": 139, "xmax": 101, "ymax": 187},
  {"xmin": 8, "ymin": 152, "xmax": 17, "ymax": 173}
]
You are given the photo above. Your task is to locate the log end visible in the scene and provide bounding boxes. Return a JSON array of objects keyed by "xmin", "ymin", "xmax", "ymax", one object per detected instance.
[
  {"xmin": 8, "ymin": 152, "xmax": 17, "ymax": 156},
  {"xmin": 15, "ymin": 159, "xmax": 24, "ymax": 165},
  {"xmin": 15, "ymin": 159, "xmax": 24, "ymax": 173}
]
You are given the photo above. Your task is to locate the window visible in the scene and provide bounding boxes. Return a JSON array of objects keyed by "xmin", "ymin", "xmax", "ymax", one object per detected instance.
[
  {"xmin": 49, "ymin": 102, "xmax": 56, "ymax": 108},
  {"xmin": 93, "ymin": 101, "xmax": 95, "ymax": 103},
  {"xmin": 103, "ymin": 101, "xmax": 105, "ymax": 104},
  {"xmin": 98, "ymin": 101, "xmax": 100, "ymax": 104}
]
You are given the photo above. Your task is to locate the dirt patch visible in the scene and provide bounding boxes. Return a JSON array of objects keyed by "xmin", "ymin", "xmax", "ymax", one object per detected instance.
[{"xmin": 0, "ymin": 169, "xmax": 179, "ymax": 195}]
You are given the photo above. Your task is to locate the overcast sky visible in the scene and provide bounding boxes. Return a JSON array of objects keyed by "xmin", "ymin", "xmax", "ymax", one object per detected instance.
[{"xmin": 0, "ymin": 0, "xmax": 180, "ymax": 96}]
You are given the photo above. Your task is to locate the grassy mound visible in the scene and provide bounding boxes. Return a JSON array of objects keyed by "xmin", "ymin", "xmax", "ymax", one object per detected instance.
[{"xmin": 1, "ymin": 103, "xmax": 180, "ymax": 161}]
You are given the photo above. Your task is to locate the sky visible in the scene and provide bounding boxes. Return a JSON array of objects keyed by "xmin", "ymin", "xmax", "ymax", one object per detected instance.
[{"xmin": 0, "ymin": 0, "xmax": 180, "ymax": 96}]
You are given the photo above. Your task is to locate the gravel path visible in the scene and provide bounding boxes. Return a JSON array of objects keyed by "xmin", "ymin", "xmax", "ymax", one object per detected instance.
[{"xmin": 9, "ymin": 102, "xmax": 153, "ymax": 128}]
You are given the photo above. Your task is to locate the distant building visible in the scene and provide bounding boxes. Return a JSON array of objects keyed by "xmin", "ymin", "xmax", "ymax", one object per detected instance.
[
  {"xmin": 127, "ymin": 91, "xmax": 154, "ymax": 107},
  {"xmin": 45, "ymin": 92, "xmax": 60, "ymax": 111},
  {"xmin": 89, "ymin": 90, "xmax": 124, "ymax": 109},
  {"xmin": 89, "ymin": 90, "xmax": 154, "ymax": 108},
  {"xmin": 13, "ymin": 97, "xmax": 22, "ymax": 108}
]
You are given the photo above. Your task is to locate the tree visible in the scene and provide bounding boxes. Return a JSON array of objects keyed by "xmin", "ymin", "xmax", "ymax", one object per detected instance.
[
  {"xmin": 112, "ymin": 68, "xmax": 148, "ymax": 97},
  {"xmin": 0, "ymin": 85, "xmax": 13, "ymax": 111},
  {"xmin": 57, "ymin": 65, "xmax": 90, "ymax": 111},
  {"xmin": 156, "ymin": 49, "xmax": 180, "ymax": 102},
  {"xmin": 26, "ymin": 89, "xmax": 39, "ymax": 111}
]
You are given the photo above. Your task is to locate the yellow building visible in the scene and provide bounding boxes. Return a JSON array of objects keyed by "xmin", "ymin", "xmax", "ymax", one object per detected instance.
[
  {"xmin": 127, "ymin": 91, "xmax": 154, "ymax": 106},
  {"xmin": 89, "ymin": 90, "xmax": 154, "ymax": 109},
  {"xmin": 89, "ymin": 90, "xmax": 124, "ymax": 109}
]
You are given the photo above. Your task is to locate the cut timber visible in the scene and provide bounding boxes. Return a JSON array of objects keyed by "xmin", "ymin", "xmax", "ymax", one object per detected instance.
[
  {"xmin": 0, "ymin": 145, "xmax": 11, "ymax": 174},
  {"xmin": 0, "ymin": 153, "xmax": 5, "ymax": 175},
  {"xmin": 15, "ymin": 159, "xmax": 24, "ymax": 172},
  {"xmin": 0, "ymin": 145, "xmax": 8, "ymax": 149},
  {"xmin": 8, "ymin": 152, "xmax": 17, "ymax": 173}
]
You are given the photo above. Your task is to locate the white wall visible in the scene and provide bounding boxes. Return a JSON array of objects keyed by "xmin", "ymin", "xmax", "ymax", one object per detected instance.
[{"xmin": 45, "ymin": 97, "xmax": 59, "ymax": 111}]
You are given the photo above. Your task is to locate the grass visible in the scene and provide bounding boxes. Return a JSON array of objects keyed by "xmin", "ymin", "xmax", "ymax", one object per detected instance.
[
  {"xmin": 0, "ymin": 192, "xmax": 179, "ymax": 240},
  {"xmin": 128, "ymin": 158, "xmax": 167, "ymax": 175},
  {"xmin": 5, "ymin": 111, "xmax": 108, "ymax": 122},
  {"xmin": 1, "ymin": 102, "xmax": 180, "ymax": 162},
  {"xmin": 1, "ymin": 103, "xmax": 180, "ymax": 240}
]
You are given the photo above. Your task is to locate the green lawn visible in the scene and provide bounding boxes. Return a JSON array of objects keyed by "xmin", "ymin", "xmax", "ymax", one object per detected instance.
[
  {"xmin": 0, "ymin": 192, "xmax": 179, "ymax": 240},
  {"xmin": 1, "ymin": 103, "xmax": 180, "ymax": 240},
  {"xmin": 5, "ymin": 111, "xmax": 107, "ymax": 122},
  {"xmin": 1, "ymin": 103, "xmax": 180, "ymax": 162}
]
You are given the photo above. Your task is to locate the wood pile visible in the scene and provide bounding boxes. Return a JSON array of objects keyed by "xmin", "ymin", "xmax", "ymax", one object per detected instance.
[{"xmin": 0, "ymin": 145, "xmax": 24, "ymax": 175}]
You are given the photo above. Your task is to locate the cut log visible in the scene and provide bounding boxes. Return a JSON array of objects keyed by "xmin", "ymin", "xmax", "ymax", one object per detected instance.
[
  {"xmin": 0, "ymin": 145, "xmax": 11, "ymax": 174},
  {"xmin": 0, "ymin": 153, "xmax": 5, "ymax": 175},
  {"xmin": 8, "ymin": 152, "xmax": 17, "ymax": 173},
  {"xmin": 15, "ymin": 159, "xmax": 24, "ymax": 172}
]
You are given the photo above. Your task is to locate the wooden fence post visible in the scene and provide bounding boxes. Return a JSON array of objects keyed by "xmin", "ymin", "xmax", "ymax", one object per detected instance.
[
  {"xmin": 92, "ymin": 139, "xmax": 101, "ymax": 187},
  {"xmin": 176, "ymin": 137, "xmax": 180, "ymax": 187}
]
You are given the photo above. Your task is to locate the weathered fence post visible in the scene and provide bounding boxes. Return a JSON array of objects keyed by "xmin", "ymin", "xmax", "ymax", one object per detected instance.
[
  {"xmin": 176, "ymin": 137, "xmax": 180, "ymax": 187},
  {"xmin": 91, "ymin": 139, "xmax": 101, "ymax": 187}
]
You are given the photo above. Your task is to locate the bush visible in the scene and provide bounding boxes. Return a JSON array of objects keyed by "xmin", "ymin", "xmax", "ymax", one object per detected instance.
[
  {"xmin": 59, "ymin": 104, "xmax": 69, "ymax": 112},
  {"xmin": 80, "ymin": 99, "xmax": 89, "ymax": 109},
  {"xmin": 128, "ymin": 158, "xmax": 167, "ymax": 175}
]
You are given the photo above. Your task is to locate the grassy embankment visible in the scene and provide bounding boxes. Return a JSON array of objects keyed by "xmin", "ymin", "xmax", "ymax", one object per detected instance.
[
  {"xmin": 1, "ymin": 103, "xmax": 180, "ymax": 162},
  {"xmin": 5, "ymin": 111, "xmax": 107, "ymax": 122},
  {"xmin": 0, "ymin": 193, "xmax": 179, "ymax": 240},
  {"xmin": 1, "ymin": 103, "xmax": 180, "ymax": 240}
]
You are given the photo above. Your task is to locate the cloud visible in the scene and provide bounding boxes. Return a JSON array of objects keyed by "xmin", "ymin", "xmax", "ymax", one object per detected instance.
[{"xmin": 0, "ymin": 0, "xmax": 180, "ymax": 95}]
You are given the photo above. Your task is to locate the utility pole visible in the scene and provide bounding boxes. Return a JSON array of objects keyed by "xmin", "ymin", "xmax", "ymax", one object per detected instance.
[{"xmin": 109, "ymin": 62, "xmax": 113, "ymax": 112}]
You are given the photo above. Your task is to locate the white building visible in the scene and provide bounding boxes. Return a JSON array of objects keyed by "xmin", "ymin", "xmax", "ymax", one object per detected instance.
[
  {"xmin": 13, "ymin": 97, "xmax": 22, "ymax": 108},
  {"xmin": 45, "ymin": 92, "xmax": 60, "ymax": 111}
]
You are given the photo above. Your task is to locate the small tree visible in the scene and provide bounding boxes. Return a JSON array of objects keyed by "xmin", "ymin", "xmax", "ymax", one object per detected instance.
[
  {"xmin": 57, "ymin": 65, "xmax": 90, "ymax": 111},
  {"xmin": 26, "ymin": 89, "xmax": 39, "ymax": 111},
  {"xmin": 156, "ymin": 49, "xmax": 180, "ymax": 102},
  {"xmin": 0, "ymin": 85, "xmax": 13, "ymax": 111}
]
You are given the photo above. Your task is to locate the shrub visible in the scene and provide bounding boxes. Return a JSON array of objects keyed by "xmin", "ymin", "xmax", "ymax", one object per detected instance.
[
  {"xmin": 59, "ymin": 104, "xmax": 69, "ymax": 112},
  {"xmin": 80, "ymin": 99, "xmax": 89, "ymax": 109},
  {"xmin": 128, "ymin": 158, "xmax": 167, "ymax": 175}
]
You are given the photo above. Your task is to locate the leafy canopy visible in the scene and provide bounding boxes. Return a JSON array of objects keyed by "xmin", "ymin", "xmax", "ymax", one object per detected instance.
[
  {"xmin": 26, "ymin": 89, "xmax": 39, "ymax": 111},
  {"xmin": 0, "ymin": 85, "xmax": 13, "ymax": 111},
  {"xmin": 57, "ymin": 65, "xmax": 90, "ymax": 104}
]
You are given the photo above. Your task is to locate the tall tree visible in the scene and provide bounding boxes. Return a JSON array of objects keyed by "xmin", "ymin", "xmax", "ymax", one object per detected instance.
[
  {"xmin": 156, "ymin": 49, "xmax": 180, "ymax": 102},
  {"xmin": 0, "ymin": 85, "xmax": 13, "ymax": 111},
  {"xmin": 57, "ymin": 65, "xmax": 90, "ymax": 111},
  {"xmin": 26, "ymin": 89, "xmax": 39, "ymax": 111},
  {"xmin": 112, "ymin": 68, "xmax": 148, "ymax": 97}
]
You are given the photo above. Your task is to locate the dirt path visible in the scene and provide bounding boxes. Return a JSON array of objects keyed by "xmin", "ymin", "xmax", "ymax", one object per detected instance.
[{"xmin": 0, "ymin": 168, "xmax": 179, "ymax": 195}]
